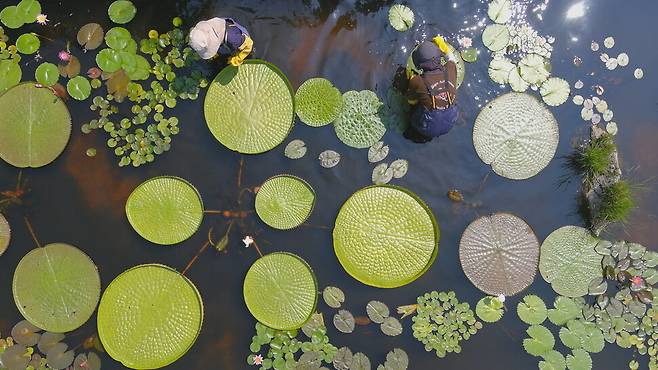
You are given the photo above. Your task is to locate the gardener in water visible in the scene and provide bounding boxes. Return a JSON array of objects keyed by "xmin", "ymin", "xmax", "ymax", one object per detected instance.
[
  {"xmin": 189, "ymin": 17, "xmax": 253, "ymax": 66},
  {"xmin": 405, "ymin": 36, "xmax": 459, "ymax": 143}
]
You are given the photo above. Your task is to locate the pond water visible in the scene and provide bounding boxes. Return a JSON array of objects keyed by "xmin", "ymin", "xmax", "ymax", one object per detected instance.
[{"xmin": 1, "ymin": 0, "xmax": 657, "ymax": 369}]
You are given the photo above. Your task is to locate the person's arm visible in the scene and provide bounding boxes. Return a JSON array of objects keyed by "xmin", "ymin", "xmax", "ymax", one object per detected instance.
[
  {"xmin": 229, "ymin": 35, "xmax": 253, "ymax": 66},
  {"xmin": 406, "ymin": 76, "xmax": 420, "ymax": 105}
]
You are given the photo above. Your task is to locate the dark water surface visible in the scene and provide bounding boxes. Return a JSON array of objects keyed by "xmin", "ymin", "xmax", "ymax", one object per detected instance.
[{"xmin": 1, "ymin": 0, "xmax": 657, "ymax": 369}]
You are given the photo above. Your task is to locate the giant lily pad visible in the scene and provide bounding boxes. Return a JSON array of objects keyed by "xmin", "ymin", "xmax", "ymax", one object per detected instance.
[
  {"xmin": 539, "ymin": 226, "xmax": 602, "ymax": 297},
  {"xmin": 97, "ymin": 264, "xmax": 203, "ymax": 369},
  {"xmin": 333, "ymin": 185, "xmax": 439, "ymax": 288},
  {"xmin": 204, "ymin": 60, "xmax": 294, "ymax": 154},
  {"xmin": 255, "ymin": 175, "xmax": 315, "ymax": 230},
  {"xmin": 0, "ymin": 213, "xmax": 10, "ymax": 256},
  {"xmin": 13, "ymin": 243, "xmax": 100, "ymax": 332},
  {"xmin": 459, "ymin": 213, "xmax": 540, "ymax": 296},
  {"xmin": 472, "ymin": 92, "xmax": 559, "ymax": 180},
  {"xmin": 334, "ymin": 90, "xmax": 386, "ymax": 149},
  {"xmin": 407, "ymin": 42, "xmax": 465, "ymax": 88},
  {"xmin": 295, "ymin": 78, "xmax": 343, "ymax": 127},
  {"xmin": 0, "ymin": 83, "xmax": 71, "ymax": 168},
  {"xmin": 125, "ymin": 176, "xmax": 204, "ymax": 245},
  {"xmin": 243, "ymin": 252, "xmax": 318, "ymax": 330}
]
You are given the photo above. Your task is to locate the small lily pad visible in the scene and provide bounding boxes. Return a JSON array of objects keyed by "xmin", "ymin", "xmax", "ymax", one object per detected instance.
[
  {"xmin": 383, "ymin": 348, "xmax": 408, "ymax": 369},
  {"xmin": 488, "ymin": 0, "xmax": 513, "ymax": 24},
  {"xmin": 390, "ymin": 159, "xmax": 408, "ymax": 178},
  {"xmin": 0, "ymin": 60, "xmax": 22, "ymax": 93},
  {"xmin": 381, "ymin": 316, "xmax": 403, "ymax": 336},
  {"xmin": 488, "ymin": 57, "xmax": 515, "ymax": 85},
  {"xmin": 372, "ymin": 163, "xmax": 393, "ymax": 185},
  {"xmin": 38, "ymin": 331, "xmax": 65, "ymax": 353},
  {"xmin": 509, "ymin": 66, "xmax": 530, "ymax": 92},
  {"xmin": 319, "ymin": 150, "xmax": 340, "ymax": 168},
  {"xmin": 634, "ymin": 68, "xmax": 644, "ymax": 79},
  {"xmin": 566, "ymin": 349, "xmax": 592, "ymax": 370},
  {"xmin": 66, "ymin": 76, "xmax": 92, "ymax": 101},
  {"xmin": 46, "ymin": 342, "xmax": 74, "ymax": 369},
  {"xmin": 351, "ymin": 353, "xmax": 371, "ymax": 370},
  {"xmin": 368, "ymin": 141, "xmax": 389, "ymax": 163},
  {"xmin": 35, "ymin": 62, "xmax": 59, "ymax": 86},
  {"xmin": 603, "ymin": 36, "xmax": 615, "ymax": 49},
  {"xmin": 334, "ymin": 90, "xmax": 386, "ymax": 149},
  {"xmin": 540, "ymin": 77, "xmax": 571, "ymax": 107},
  {"xmin": 16, "ymin": 33, "xmax": 40, "ymax": 54},
  {"xmin": 0, "ymin": 213, "xmax": 10, "ymax": 256},
  {"xmin": 366, "ymin": 300, "xmax": 390, "ymax": 323},
  {"xmin": 108, "ymin": 0, "xmax": 136, "ymax": 24},
  {"xmin": 523, "ymin": 325, "xmax": 555, "ymax": 357},
  {"xmin": 334, "ymin": 309, "xmax": 356, "ymax": 333},
  {"xmin": 77, "ymin": 23, "xmax": 104, "ymax": 50},
  {"xmin": 284, "ymin": 139, "xmax": 307, "ymax": 159},
  {"xmin": 11, "ymin": 320, "xmax": 41, "ymax": 346},
  {"xmin": 519, "ymin": 54, "xmax": 550, "ymax": 85},
  {"xmin": 482, "ymin": 24, "xmax": 510, "ymax": 52},
  {"xmin": 460, "ymin": 48, "xmax": 478, "ymax": 63},
  {"xmin": 322, "ymin": 286, "xmax": 345, "ymax": 308},
  {"xmin": 476, "ymin": 296, "xmax": 504, "ymax": 323},
  {"xmin": 547, "ymin": 297, "xmax": 582, "ymax": 325},
  {"xmin": 518, "ymin": 295, "xmax": 548, "ymax": 325},
  {"xmin": 333, "ymin": 347, "xmax": 353, "ymax": 370},
  {"xmin": 388, "ymin": 4, "xmax": 414, "ymax": 32}
]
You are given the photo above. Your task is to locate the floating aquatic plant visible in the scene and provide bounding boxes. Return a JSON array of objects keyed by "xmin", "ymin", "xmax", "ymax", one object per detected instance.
[
  {"xmin": 108, "ymin": 0, "xmax": 136, "ymax": 24},
  {"xmin": 488, "ymin": 57, "xmax": 515, "ymax": 85},
  {"xmin": 540, "ymin": 77, "xmax": 571, "ymax": 107},
  {"xmin": 333, "ymin": 185, "xmax": 439, "ymax": 288},
  {"xmin": 125, "ymin": 176, "xmax": 204, "ymax": 245},
  {"xmin": 66, "ymin": 75, "xmax": 91, "ymax": 101},
  {"xmin": 372, "ymin": 163, "xmax": 393, "ymax": 185},
  {"xmin": 254, "ymin": 175, "xmax": 315, "ymax": 230},
  {"xmin": 97, "ymin": 264, "xmax": 203, "ymax": 369},
  {"xmin": 406, "ymin": 291, "xmax": 482, "ymax": 358},
  {"xmin": 472, "ymin": 92, "xmax": 559, "ymax": 180},
  {"xmin": 0, "ymin": 213, "xmax": 9, "ymax": 256},
  {"xmin": 333, "ymin": 310, "xmax": 355, "ymax": 334},
  {"xmin": 388, "ymin": 4, "xmax": 414, "ymax": 32},
  {"xmin": 34, "ymin": 62, "xmax": 58, "ymax": 86},
  {"xmin": 205, "ymin": 60, "xmax": 294, "ymax": 154},
  {"xmin": 13, "ymin": 243, "xmax": 101, "ymax": 333},
  {"xmin": 475, "ymin": 296, "xmax": 504, "ymax": 323},
  {"xmin": 333, "ymin": 90, "xmax": 386, "ymax": 149},
  {"xmin": 368, "ymin": 141, "xmax": 389, "ymax": 163},
  {"xmin": 322, "ymin": 286, "xmax": 345, "ymax": 309},
  {"xmin": 77, "ymin": 23, "xmax": 104, "ymax": 51},
  {"xmin": 318, "ymin": 150, "xmax": 340, "ymax": 168},
  {"xmin": 0, "ymin": 0, "xmax": 41, "ymax": 29},
  {"xmin": 539, "ymin": 226, "xmax": 602, "ymax": 297},
  {"xmin": 284, "ymin": 139, "xmax": 307, "ymax": 159},
  {"xmin": 295, "ymin": 78, "xmax": 343, "ymax": 127},
  {"xmin": 482, "ymin": 24, "xmax": 509, "ymax": 52},
  {"xmin": 487, "ymin": 0, "xmax": 512, "ymax": 24},
  {"xmin": 517, "ymin": 295, "xmax": 548, "ymax": 325},
  {"xmin": 459, "ymin": 212, "xmax": 540, "ymax": 296},
  {"xmin": 0, "ymin": 84, "xmax": 71, "ymax": 168},
  {"xmin": 244, "ymin": 253, "xmax": 318, "ymax": 330},
  {"xmin": 15, "ymin": 33, "xmax": 39, "ymax": 54}
]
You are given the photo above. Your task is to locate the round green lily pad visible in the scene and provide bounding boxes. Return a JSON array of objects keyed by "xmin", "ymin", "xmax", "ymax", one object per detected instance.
[
  {"xmin": 482, "ymin": 24, "xmax": 510, "ymax": 52},
  {"xmin": 295, "ymin": 78, "xmax": 343, "ymax": 127},
  {"xmin": 407, "ymin": 42, "xmax": 465, "ymax": 88},
  {"xmin": 243, "ymin": 252, "xmax": 318, "ymax": 330},
  {"xmin": 333, "ymin": 185, "xmax": 439, "ymax": 288},
  {"xmin": 333, "ymin": 90, "xmax": 386, "ymax": 149},
  {"xmin": 204, "ymin": 60, "xmax": 294, "ymax": 154},
  {"xmin": 108, "ymin": 0, "xmax": 136, "ymax": 24},
  {"xmin": 35, "ymin": 62, "xmax": 59, "ymax": 86},
  {"xmin": 0, "ymin": 60, "xmax": 22, "ymax": 93},
  {"xmin": 97, "ymin": 264, "xmax": 203, "ymax": 369},
  {"xmin": 255, "ymin": 175, "xmax": 315, "ymax": 230},
  {"xmin": 66, "ymin": 76, "xmax": 92, "ymax": 101},
  {"xmin": 16, "ymin": 33, "xmax": 40, "ymax": 54},
  {"xmin": 125, "ymin": 176, "xmax": 204, "ymax": 245},
  {"xmin": 459, "ymin": 213, "xmax": 539, "ymax": 296},
  {"xmin": 539, "ymin": 226, "xmax": 602, "ymax": 297},
  {"xmin": 473, "ymin": 92, "xmax": 559, "ymax": 180},
  {"xmin": 12, "ymin": 243, "xmax": 100, "ymax": 333},
  {"xmin": 0, "ymin": 213, "xmax": 10, "ymax": 256},
  {"xmin": 0, "ymin": 83, "xmax": 71, "ymax": 168}
]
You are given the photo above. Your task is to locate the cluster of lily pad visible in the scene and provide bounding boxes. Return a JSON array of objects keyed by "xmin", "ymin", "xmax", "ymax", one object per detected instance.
[
  {"xmin": 0, "ymin": 320, "xmax": 101, "ymax": 370},
  {"xmin": 404, "ymin": 291, "xmax": 482, "ymax": 358}
]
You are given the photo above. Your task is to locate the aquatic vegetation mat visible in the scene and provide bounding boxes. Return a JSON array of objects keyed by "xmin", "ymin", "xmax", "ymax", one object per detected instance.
[
  {"xmin": 539, "ymin": 226, "xmax": 602, "ymax": 297},
  {"xmin": 205, "ymin": 60, "xmax": 294, "ymax": 154},
  {"xmin": 409, "ymin": 291, "xmax": 482, "ymax": 358},
  {"xmin": 12, "ymin": 243, "xmax": 100, "ymax": 333},
  {"xmin": 333, "ymin": 185, "xmax": 439, "ymax": 288},
  {"xmin": 125, "ymin": 176, "xmax": 203, "ymax": 245},
  {"xmin": 0, "ymin": 213, "xmax": 9, "ymax": 256},
  {"xmin": 0, "ymin": 84, "xmax": 71, "ymax": 168},
  {"xmin": 295, "ymin": 78, "xmax": 342, "ymax": 127},
  {"xmin": 459, "ymin": 212, "xmax": 539, "ymax": 296},
  {"xmin": 243, "ymin": 252, "xmax": 318, "ymax": 330},
  {"xmin": 97, "ymin": 264, "xmax": 203, "ymax": 369},
  {"xmin": 333, "ymin": 90, "xmax": 386, "ymax": 149},
  {"xmin": 472, "ymin": 92, "xmax": 559, "ymax": 180},
  {"xmin": 255, "ymin": 175, "xmax": 315, "ymax": 230}
]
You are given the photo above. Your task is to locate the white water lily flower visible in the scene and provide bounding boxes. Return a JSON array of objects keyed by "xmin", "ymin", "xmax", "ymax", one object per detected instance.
[
  {"xmin": 243, "ymin": 236, "xmax": 254, "ymax": 248},
  {"xmin": 496, "ymin": 294, "xmax": 506, "ymax": 303},
  {"xmin": 458, "ymin": 36, "xmax": 473, "ymax": 48},
  {"xmin": 36, "ymin": 14, "xmax": 48, "ymax": 25}
]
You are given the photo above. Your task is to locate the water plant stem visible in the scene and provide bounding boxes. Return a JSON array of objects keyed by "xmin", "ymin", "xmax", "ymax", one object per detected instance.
[
  {"xmin": 237, "ymin": 157, "xmax": 244, "ymax": 188},
  {"xmin": 23, "ymin": 217, "xmax": 41, "ymax": 248},
  {"xmin": 181, "ymin": 227, "xmax": 216, "ymax": 276},
  {"xmin": 252, "ymin": 240, "xmax": 264, "ymax": 258}
]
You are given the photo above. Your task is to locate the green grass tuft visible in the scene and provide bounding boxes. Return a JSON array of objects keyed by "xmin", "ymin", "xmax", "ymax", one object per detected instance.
[
  {"xmin": 569, "ymin": 134, "xmax": 617, "ymax": 179},
  {"xmin": 597, "ymin": 181, "xmax": 635, "ymax": 222}
]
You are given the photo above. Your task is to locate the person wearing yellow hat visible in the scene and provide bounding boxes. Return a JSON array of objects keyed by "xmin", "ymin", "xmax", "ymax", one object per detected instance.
[
  {"xmin": 189, "ymin": 17, "xmax": 253, "ymax": 66},
  {"xmin": 404, "ymin": 36, "xmax": 459, "ymax": 143}
]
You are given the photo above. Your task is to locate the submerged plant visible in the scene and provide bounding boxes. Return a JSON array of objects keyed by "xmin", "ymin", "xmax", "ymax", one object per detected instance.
[
  {"xmin": 0, "ymin": 320, "xmax": 102, "ymax": 370},
  {"xmin": 403, "ymin": 291, "xmax": 482, "ymax": 358}
]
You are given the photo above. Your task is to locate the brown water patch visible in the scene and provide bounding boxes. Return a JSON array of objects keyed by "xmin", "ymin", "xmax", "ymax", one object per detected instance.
[{"xmin": 64, "ymin": 135, "xmax": 138, "ymax": 217}]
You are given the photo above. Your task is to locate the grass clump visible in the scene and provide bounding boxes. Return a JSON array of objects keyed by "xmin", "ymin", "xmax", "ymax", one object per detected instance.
[
  {"xmin": 597, "ymin": 181, "xmax": 635, "ymax": 222},
  {"xmin": 569, "ymin": 134, "xmax": 617, "ymax": 178}
]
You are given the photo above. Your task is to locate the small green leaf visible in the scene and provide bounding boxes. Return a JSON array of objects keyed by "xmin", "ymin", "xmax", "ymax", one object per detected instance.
[
  {"xmin": 67, "ymin": 76, "xmax": 92, "ymax": 101},
  {"xmin": 108, "ymin": 0, "xmax": 137, "ymax": 24},
  {"xmin": 476, "ymin": 296, "xmax": 504, "ymax": 323},
  {"xmin": 322, "ymin": 286, "xmax": 345, "ymax": 309},
  {"xmin": 35, "ymin": 62, "xmax": 59, "ymax": 86},
  {"xmin": 523, "ymin": 325, "xmax": 555, "ymax": 357},
  {"xmin": 16, "ymin": 33, "xmax": 40, "ymax": 54},
  {"xmin": 0, "ymin": 60, "xmax": 22, "ymax": 93},
  {"xmin": 548, "ymin": 296, "xmax": 582, "ymax": 325},
  {"xmin": 517, "ymin": 295, "xmax": 548, "ymax": 325},
  {"xmin": 566, "ymin": 349, "xmax": 592, "ymax": 370},
  {"xmin": 460, "ymin": 48, "xmax": 478, "ymax": 63}
]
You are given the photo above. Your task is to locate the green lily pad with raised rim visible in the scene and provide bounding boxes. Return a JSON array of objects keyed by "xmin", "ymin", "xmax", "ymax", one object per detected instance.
[
  {"xmin": 204, "ymin": 60, "xmax": 294, "ymax": 154},
  {"xmin": 333, "ymin": 90, "xmax": 386, "ymax": 149},
  {"xmin": 472, "ymin": 92, "xmax": 559, "ymax": 180},
  {"xmin": 295, "ymin": 77, "xmax": 343, "ymax": 127},
  {"xmin": 459, "ymin": 212, "xmax": 540, "ymax": 296},
  {"xmin": 243, "ymin": 252, "xmax": 318, "ymax": 330},
  {"xmin": 125, "ymin": 176, "xmax": 204, "ymax": 245},
  {"xmin": 0, "ymin": 83, "xmax": 71, "ymax": 168},
  {"xmin": 333, "ymin": 185, "xmax": 440, "ymax": 288},
  {"xmin": 97, "ymin": 264, "xmax": 203, "ymax": 369},
  {"xmin": 13, "ymin": 243, "xmax": 100, "ymax": 333},
  {"xmin": 0, "ymin": 213, "xmax": 10, "ymax": 256},
  {"xmin": 539, "ymin": 226, "xmax": 602, "ymax": 297},
  {"xmin": 255, "ymin": 175, "xmax": 315, "ymax": 230}
]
